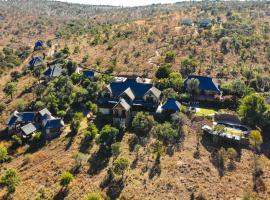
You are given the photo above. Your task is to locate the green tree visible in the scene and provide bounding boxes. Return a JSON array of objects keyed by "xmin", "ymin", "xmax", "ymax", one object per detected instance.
[
  {"xmin": 85, "ymin": 192, "xmax": 104, "ymax": 200},
  {"xmin": 111, "ymin": 142, "xmax": 121, "ymax": 159},
  {"xmin": 227, "ymin": 148, "xmax": 237, "ymax": 170},
  {"xmin": 3, "ymin": 82, "xmax": 17, "ymax": 99},
  {"xmin": 11, "ymin": 135, "xmax": 22, "ymax": 148},
  {"xmin": 164, "ymin": 51, "xmax": 176, "ymax": 63},
  {"xmin": 249, "ymin": 130, "xmax": 263, "ymax": 151},
  {"xmin": 151, "ymin": 122, "xmax": 178, "ymax": 144},
  {"xmin": 238, "ymin": 94, "xmax": 267, "ymax": 128},
  {"xmin": 132, "ymin": 112, "xmax": 155, "ymax": 137},
  {"xmin": 180, "ymin": 58, "xmax": 197, "ymax": 77},
  {"xmin": 0, "ymin": 168, "xmax": 20, "ymax": 193},
  {"xmin": 112, "ymin": 157, "xmax": 129, "ymax": 179},
  {"xmin": 186, "ymin": 78, "xmax": 200, "ymax": 100},
  {"xmin": 99, "ymin": 125, "xmax": 119, "ymax": 150},
  {"xmin": 59, "ymin": 171, "xmax": 74, "ymax": 188},
  {"xmin": 84, "ymin": 124, "xmax": 98, "ymax": 142},
  {"xmin": 155, "ymin": 64, "xmax": 172, "ymax": 79},
  {"xmin": 0, "ymin": 147, "xmax": 9, "ymax": 163}
]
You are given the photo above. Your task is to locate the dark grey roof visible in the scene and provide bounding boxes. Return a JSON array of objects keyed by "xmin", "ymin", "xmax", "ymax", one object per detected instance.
[
  {"xmin": 6, "ymin": 111, "xmax": 36, "ymax": 126},
  {"xmin": 107, "ymin": 78, "xmax": 160, "ymax": 99},
  {"xmin": 113, "ymin": 98, "xmax": 131, "ymax": 111},
  {"xmin": 44, "ymin": 64, "xmax": 63, "ymax": 78},
  {"xmin": 161, "ymin": 99, "xmax": 181, "ymax": 112},
  {"xmin": 184, "ymin": 75, "xmax": 221, "ymax": 93},
  {"xmin": 21, "ymin": 123, "xmax": 37, "ymax": 135},
  {"xmin": 44, "ymin": 118, "xmax": 64, "ymax": 129},
  {"xmin": 29, "ymin": 56, "xmax": 43, "ymax": 67}
]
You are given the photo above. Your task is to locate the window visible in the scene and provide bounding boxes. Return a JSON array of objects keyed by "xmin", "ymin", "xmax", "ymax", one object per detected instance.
[{"xmin": 122, "ymin": 110, "xmax": 126, "ymax": 118}]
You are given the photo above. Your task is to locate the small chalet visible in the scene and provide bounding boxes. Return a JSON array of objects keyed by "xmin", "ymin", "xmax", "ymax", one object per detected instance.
[
  {"xmin": 6, "ymin": 111, "xmax": 36, "ymax": 132},
  {"xmin": 157, "ymin": 98, "xmax": 181, "ymax": 115},
  {"xmin": 82, "ymin": 69, "xmax": 97, "ymax": 79},
  {"xmin": 44, "ymin": 64, "xmax": 64, "ymax": 80},
  {"xmin": 6, "ymin": 108, "xmax": 64, "ymax": 140},
  {"xmin": 199, "ymin": 18, "xmax": 211, "ymax": 28},
  {"xmin": 29, "ymin": 56, "xmax": 43, "ymax": 68},
  {"xmin": 34, "ymin": 40, "xmax": 44, "ymax": 51},
  {"xmin": 184, "ymin": 75, "xmax": 221, "ymax": 96},
  {"xmin": 98, "ymin": 77, "xmax": 161, "ymax": 127}
]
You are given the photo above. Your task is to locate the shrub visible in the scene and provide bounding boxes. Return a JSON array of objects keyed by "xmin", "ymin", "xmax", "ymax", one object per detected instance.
[
  {"xmin": 132, "ymin": 112, "xmax": 155, "ymax": 137},
  {"xmin": 59, "ymin": 171, "xmax": 74, "ymax": 187},
  {"xmin": 85, "ymin": 192, "xmax": 104, "ymax": 200},
  {"xmin": 238, "ymin": 93, "xmax": 268, "ymax": 128},
  {"xmin": 11, "ymin": 135, "xmax": 22, "ymax": 148},
  {"xmin": 84, "ymin": 124, "xmax": 98, "ymax": 141},
  {"xmin": 155, "ymin": 64, "xmax": 172, "ymax": 79},
  {"xmin": 99, "ymin": 125, "xmax": 119, "ymax": 150},
  {"xmin": 164, "ymin": 51, "xmax": 176, "ymax": 63},
  {"xmin": 0, "ymin": 168, "xmax": 20, "ymax": 193},
  {"xmin": 112, "ymin": 157, "xmax": 129, "ymax": 177},
  {"xmin": 0, "ymin": 147, "xmax": 10, "ymax": 163},
  {"xmin": 151, "ymin": 122, "xmax": 178, "ymax": 144}
]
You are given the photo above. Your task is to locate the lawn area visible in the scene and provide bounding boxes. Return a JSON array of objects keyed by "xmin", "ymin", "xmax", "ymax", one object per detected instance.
[
  {"xmin": 224, "ymin": 127, "xmax": 244, "ymax": 137},
  {"xmin": 195, "ymin": 107, "xmax": 217, "ymax": 117}
]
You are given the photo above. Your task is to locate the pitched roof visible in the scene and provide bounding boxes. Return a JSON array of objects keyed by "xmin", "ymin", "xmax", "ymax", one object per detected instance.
[
  {"xmin": 44, "ymin": 118, "xmax": 64, "ymax": 129},
  {"xmin": 34, "ymin": 40, "xmax": 44, "ymax": 49},
  {"xmin": 29, "ymin": 56, "xmax": 43, "ymax": 67},
  {"xmin": 21, "ymin": 123, "xmax": 37, "ymax": 135},
  {"xmin": 148, "ymin": 87, "xmax": 161, "ymax": 99},
  {"xmin": 119, "ymin": 87, "xmax": 135, "ymax": 101},
  {"xmin": 184, "ymin": 75, "xmax": 220, "ymax": 93},
  {"xmin": 39, "ymin": 108, "xmax": 52, "ymax": 117},
  {"xmin": 44, "ymin": 64, "xmax": 63, "ymax": 78},
  {"xmin": 113, "ymin": 98, "xmax": 131, "ymax": 111},
  {"xmin": 6, "ymin": 111, "xmax": 36, "ymax": 126},
  {"xmin": 83, "ymin": 70, "xmax": 96, "ymax": 78},
  {"xmin": 161, "ymin": 99, "xmax": 181, "ymax": 112},
  {"xmin": 108, "ymin": 78, "xmax": 156, "ymax": 99}
]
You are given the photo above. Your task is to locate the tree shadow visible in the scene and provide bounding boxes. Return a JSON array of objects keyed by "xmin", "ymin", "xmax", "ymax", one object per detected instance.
[
  {"xmin": 53, "ymin": 188, "xmax": 69, "ymax": 200},
  {"xmin": 149, "ymin": 157, "xmax": 161, "ymax": 180},
  {"xmin": 128, "ymin": 135, "xmax": 138, "ymax": 152},
  {"xmin": 87, "ymin": 147, "xmax": 110, "ymax": 175},
  {"xmin": 130, "ymin": 157, "xmax": 139, "ymax": 169},
  {"xmin": 106, "ymin": 178, "xmax": 125, "ymax": 200},
  {"xmin": 201, "ymin": 134, "xmax": 243, "ymax": 177},
  {"xmin": 79, "ymin": 138, "xmax": 93, "ymax": 153},
  {"xmin": 65, "ymin": 131, "xmax": 76, "ymax": 151}
]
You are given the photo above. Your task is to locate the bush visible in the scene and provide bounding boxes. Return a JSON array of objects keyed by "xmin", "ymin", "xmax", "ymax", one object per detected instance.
[
  {"xmin": 151, "ymin": 122, "xmax": 178, "ymax": 144},
  {"xmin": 155, "ymin": 64, "xmax": 172, "ymax": 79},
  {"xmin": 99, "ymin": 125, "xmax": 119, "ymax": 151},
  {"xmin": 11, "ymin": 135, "xmax": 22, "ymax": 148},
  {"xmin": 0, "ymin": 168, "xmax": 20, "ymax": 193},
  {"xmin": 0, "ymin": 147, "xmax": 10, "ymax": 163},
  {"xmin": 84, "ymin": 124, "xmax": 98, "ymax": 141},
  {"xmin": 132, "ymin": 112, "xmax": 155, "ymax": 137},
  {"xmin": 112, "ymin": 157, "xmax": 129, "ymax": 177},
  {"xmin": 59, "ymin": 171, "xmax": 74, "ymax": 187},
  {"xmin": 85, "ymin": 192, "xmax": 104, "ymax": 200}
]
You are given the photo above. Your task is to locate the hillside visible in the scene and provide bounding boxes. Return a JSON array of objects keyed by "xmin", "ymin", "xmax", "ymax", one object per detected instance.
[{"xmin": 0, "ymin": 1, "xmax": 270, "ymax": 200}]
